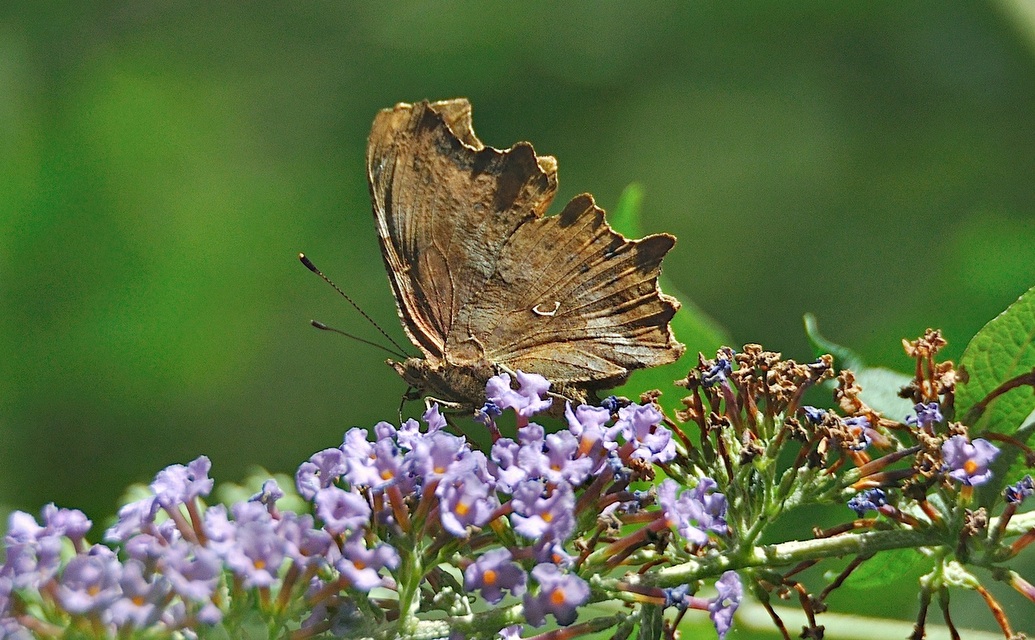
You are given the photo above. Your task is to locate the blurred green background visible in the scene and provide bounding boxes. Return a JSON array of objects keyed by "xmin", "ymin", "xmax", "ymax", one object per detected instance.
[{"xmin": 2, "ymin": 1, "xmax": 1035, "ymax": 636}]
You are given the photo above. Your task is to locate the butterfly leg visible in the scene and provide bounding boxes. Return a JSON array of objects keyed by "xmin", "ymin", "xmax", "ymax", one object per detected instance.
[
  {"xmin": 496, "ymin": 363, "xmax": 516, "ymax": 377},
  {"xmin": 424, "ymin": 395, "xmax": 464, "ymax": 413},
  {"xmin": 397, "ymin": 389, "xmax": 415, "ymax": 424}
]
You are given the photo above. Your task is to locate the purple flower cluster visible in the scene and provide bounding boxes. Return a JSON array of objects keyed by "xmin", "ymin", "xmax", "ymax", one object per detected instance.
[
  {"xmin": 1, "ymin": 370, "xmax": 703, "ymax": 637},
  {"xmin": 0, "ymin": 459, "xmax": 236, "ymax": 636}
]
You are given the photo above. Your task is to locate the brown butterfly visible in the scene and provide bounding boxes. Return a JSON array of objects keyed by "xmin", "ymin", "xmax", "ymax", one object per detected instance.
[{"xmin": 366, "ymin": 99, "xmax": 684, "ymax": 410}]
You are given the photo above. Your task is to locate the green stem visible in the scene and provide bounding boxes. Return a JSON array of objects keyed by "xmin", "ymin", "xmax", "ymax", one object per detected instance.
[
  {"xmin": 618, "ymin": 509, "xmax": 1035, "ymax": 590},
  {"xmin": 396, "ymin": 539, "xmax": 424, "ymax": 635},
  {"xmin": 621, "ymin": 528, "xmax": 939, "ymax": 589}
]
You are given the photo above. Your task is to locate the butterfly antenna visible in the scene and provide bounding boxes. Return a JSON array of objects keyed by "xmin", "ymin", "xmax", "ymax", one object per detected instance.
[
  {"xmin": 309, "ymin": 320, "xmax": 406, "ymax": 359},
  {"xmin": 299, "ymin": 253, "xmax": 410, "ymax": 358}
]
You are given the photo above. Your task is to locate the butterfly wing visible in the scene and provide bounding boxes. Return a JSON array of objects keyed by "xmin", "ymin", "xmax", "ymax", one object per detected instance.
[
  {"xmin": 367, "ymin": 99, "xmax": 559, "ymax": 363},
  {"xmin": 451, "ymin": 193, "xmax": 684, "ymax": 389}
]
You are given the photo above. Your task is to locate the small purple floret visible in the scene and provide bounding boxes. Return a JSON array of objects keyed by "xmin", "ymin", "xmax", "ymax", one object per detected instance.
[
  {"xmin": 55, "ymin": 551, "xmax": 122, "ymax": 616},
  {"xmin": 223, "ymin": 515, "xmax": 286, "ymax": 588},
  {"xmin": 464, "ymin": 548, "xmax": 526, "ymax": 604},
  {"xmin": 336, "ymin": 540, "xmax": 398, "ymax": 592},
  {"xmin": 709, "ymin": 571, "xmax": 742, "ymax": 640},
  {"xmin": 110, "ymin": 559, "xmax": 170, "ymax": 628},
  {"xmin": 41, "ymin": 504, "xmax": 91, "ymax": 547},
  {"xmin": 847, "ymin": 488, "xmax": 888, "ymax": 517},
  {"xmin": 615, "ymin": 404, "xmax": 675, "ymax": 463},
  {"xmin": 843, "ymin": 416, "xmax": 872, "ymax": 451},
  {"xmin": 249, "ymin": 479, "xmax": 284, "ymax": 510},
  {"xmin": 340, "ymin": 429, "xmax": 382, "ymax": 488},
  {"xmin": 105, "ymin": 497, "xmax": 160, "ymax": 544},
  {"xmin": 802, "ymin": 406, "xmax": 827, "ymax": 424},
  {"xmin": 423, "ymin": 404, "xmax": 447, "ymax": 433},
  {"xmin": 490, "ymin": 438, "xmax": 527, "ymax": 493},
  {"xmin": 907, "ymin": 402, "xmax": 944, "ymax": 430},
  {"xmin": 702, "ymin": 356, "xmax": 733, "ymax": 387},
  {"xmin": 159, "ymin": 542, "xmax": 222, "ymax": 602},
  {"xmin": 438, "ymin": 472, "xmax": 499, "ymax": 537},
  {"xmin": 498, "ymin": 624, "xmax": 524, "ymax": 640},
  {"xmin": 564, "ymin": 402, "xmax": 617, "ymax": 460},
  {"xmin": 296, "ymin": 447, "xmax": 347, "ymax": 500},
  {"xmin": 658, "ymin": 478, "xmax": 727, "ymax": 545},
  {"xmin": 313, "ymin": 487, "xmax": 371, "ymax": 536},
  {"xmin": 522, "ymin": 563, "xmax": 589, "ymax": 627},
  {"xmin": 1006, "ymin": 475, "xmax": 1035, "ymax": 504},
  {"xmin": 411, "ymin": 431, "xmax": 466, "ymax": 481},
  {"xmin": 150, "ymin": 456, "xmax": 214, "ymax": 510},
  {"xmin": 519, "ymin": 431, "xmax": 595, "ymax": 487},
  {"xmin": 510, "ymin": 481, "xmax": 575, "ymax": 542},
  {"xmin": 475, "ymin": 401, "xmax": 503, "ymax": 426},
  {"xmin": 486, "ymin": 371, "xmax": 553, "ymax": 418},
  {"xmin": 942, "ymin": 435, "xmax": 1000, "ymax": 486}
]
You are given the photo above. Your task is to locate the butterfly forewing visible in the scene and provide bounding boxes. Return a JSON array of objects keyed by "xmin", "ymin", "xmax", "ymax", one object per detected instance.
[{"xmin": 367, "ymin": 99, "xmax": 558, "ymax": 364}]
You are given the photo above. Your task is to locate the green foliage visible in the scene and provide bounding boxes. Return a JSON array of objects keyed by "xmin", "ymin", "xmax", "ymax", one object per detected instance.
[
  {"xmin": 957, "ymin": 284, "xmax": 1035, "ymax": 432},
  {"xmin": 837, "ymin": 548, "xmax": 924, "ymax": 591},
  {"xmin": 956, "ymin": 284, "xmax": 1035, "ymax": 503},
  {"xmin": 803, "ymin": 313, "xmax": 914, "ymax": 419},
  {"xmin": 610, "ymin": 184, "xmax": 733, "ymax": 410},
  {"xmin": 608, "ymin": 183, "xmax": 647, "ymax": 240}
]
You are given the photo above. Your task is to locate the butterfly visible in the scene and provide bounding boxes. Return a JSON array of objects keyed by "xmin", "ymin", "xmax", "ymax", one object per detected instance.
[{"xmin": 366, "ymin": 99, "xmax": 684, "ymax": 410}]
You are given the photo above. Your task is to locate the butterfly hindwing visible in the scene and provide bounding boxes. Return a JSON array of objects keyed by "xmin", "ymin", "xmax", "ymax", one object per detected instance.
[{"xmin": 454, "ymin": 193, "xmax": 682, "ymax": 387}]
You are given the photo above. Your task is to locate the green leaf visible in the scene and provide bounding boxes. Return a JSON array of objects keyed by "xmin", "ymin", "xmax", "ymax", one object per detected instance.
[
  {"xmin": 978, "ymin": 414, "xmax": 1035, "ymax": 507},
  {"xmin": 850, "ymin": 368, "xmax": 916, "ymax": 423},
  {"xmin": 609, "ymin": 185, "xmax": 733, "ymax": 412},
  {"xmin": 610, "ymin": 182, "xmax": 646, "ymax": 238},
  {"xmin": 804, "ymin": 313, "xmax": 866, "ymax": 372},
  {"xmin": 957, "ymin": 284, "xmax": 1035, "ymax": 434},
  {"xmin": 956, "ymin": 284, "xmax": 1035, "ymax": 504},
  {"xmin": 836, "ymin": 548, "xmax": 925, "ymax": 590},
  {"xmin": 803, "ymin": 314, "xmax": 915, "ymax": 420}
]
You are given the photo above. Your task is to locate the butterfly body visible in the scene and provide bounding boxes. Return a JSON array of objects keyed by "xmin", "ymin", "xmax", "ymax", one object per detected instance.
[{"xmin": 367, "ymin": 99, "xmax": 684, "ymax": 411}]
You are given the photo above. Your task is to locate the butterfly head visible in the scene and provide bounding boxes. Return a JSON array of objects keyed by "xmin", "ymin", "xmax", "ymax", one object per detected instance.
[{"xmin": 387, "ymin": 357, "xmax": 497, "ymax": 412}]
